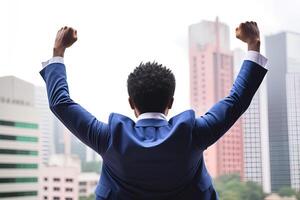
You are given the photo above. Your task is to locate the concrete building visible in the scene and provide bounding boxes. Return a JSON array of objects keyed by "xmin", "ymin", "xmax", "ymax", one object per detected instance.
[
  {"xmin": 233, "ymin": 49, "xmax": 271, "ymax": 192},
  {"xmin": 78, "ymin": 172, "xmax": 99, "ymax": 198},
  {"xmin": 266, "ymin": 32, "xmax": 300, "ymax": 191},
  {"xmin": 40, "ymin": 155, "xmax": 81, "ymax": 200},
  {"xmin": 189, "ymin": 18, "xmax": 244, "ymax": 178},
  {"xmin": 0, "ymin": 76, "xmax": 40, "ymax": 199},
  {"xmin": 35, "ymin": 86, "xmax": 55, "ymax": 165}
]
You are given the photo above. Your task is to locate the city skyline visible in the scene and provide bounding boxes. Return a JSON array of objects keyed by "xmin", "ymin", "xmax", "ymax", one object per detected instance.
[
  {"xmin": 1, "ymin": 0, "xmax": 300, "ymax": 122},
  {"xmin": 0, "ymin": 28, "xmax": 299, "ymax": 199},
  {"xmin": 1, "ymin": 0, "xmax": 300, "ymax": 198}
]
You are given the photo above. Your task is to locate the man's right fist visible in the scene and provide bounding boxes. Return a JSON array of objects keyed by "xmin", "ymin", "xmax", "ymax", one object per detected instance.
[
  {"xmin": 53, "ymin": 26, "xmax": 77, "ymax": 57},
  {"xmin": 236, "ymin": 21, "xmax": 260, "ymax": 52}
]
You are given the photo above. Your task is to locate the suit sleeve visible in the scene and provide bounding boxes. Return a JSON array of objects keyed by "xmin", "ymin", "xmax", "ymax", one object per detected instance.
[
  {"xmin": 40, "ymin": 63, "xmax": 110, "ymax": 156},
  {"xmin": 194, "ymin": 60, "xmax": 267, "ymax": 149}
]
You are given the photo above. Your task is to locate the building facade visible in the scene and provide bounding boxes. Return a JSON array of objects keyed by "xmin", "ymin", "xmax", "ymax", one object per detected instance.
[
  {"xmin": 0, "ymin": 76, "xmax": 40, "ymax": 199},
  {"xmin": 78, "ymin": 172, "xmax": 99, "ymax": 198},
  {"xmin": 189, "ymin": 18, "xmax": 244, "ymax": 178},
  {"xmin": 40, "ymin": 155, "xmax": 80, "ymax": 200},
  {"xmin": 266, "ymin": 32, "xmax": 300, "ymax": 191}
]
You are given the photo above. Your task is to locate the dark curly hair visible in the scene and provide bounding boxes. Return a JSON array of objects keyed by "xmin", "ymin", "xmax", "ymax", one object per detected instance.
[{"xmin": 127, "ymin": 61, "xmax": 176, "ymax": 113}]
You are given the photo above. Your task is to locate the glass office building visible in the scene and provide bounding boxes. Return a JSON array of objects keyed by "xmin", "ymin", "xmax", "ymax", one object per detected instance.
[{"xmin": 266, "ymin": 32, "xmax": 300, "ymax": 191}]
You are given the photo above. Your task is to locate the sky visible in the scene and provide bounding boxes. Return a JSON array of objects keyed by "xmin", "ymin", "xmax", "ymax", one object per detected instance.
[{"xmin": 1, "ymin": 0, "xmax": 299, "ymax": 122}]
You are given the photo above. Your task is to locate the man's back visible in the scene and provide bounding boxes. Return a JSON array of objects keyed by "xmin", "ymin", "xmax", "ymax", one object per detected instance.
[
  {"xmin": 97, "ymin": 110, "xmax": 211, "ymax": 199},
  {"xmin": 40, "ymin": 21, "xmax": 267, "ymax": 199}
]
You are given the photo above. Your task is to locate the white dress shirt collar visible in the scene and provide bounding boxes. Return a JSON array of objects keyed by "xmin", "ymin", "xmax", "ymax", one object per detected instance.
[{"xmin": 137, "ymin": 112, "xmax": 167, "ymax": 121}]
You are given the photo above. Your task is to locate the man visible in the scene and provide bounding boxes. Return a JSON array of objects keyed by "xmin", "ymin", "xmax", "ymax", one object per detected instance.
[{"xmin": 40, "ymin": 21, "xmax": 267, "ymax": 199}]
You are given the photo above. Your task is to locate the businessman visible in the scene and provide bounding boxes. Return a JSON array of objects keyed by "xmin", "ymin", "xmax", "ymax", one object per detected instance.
[{"xmin": 40, "ymin": 21, "xmax": 268, "ymax": 200}]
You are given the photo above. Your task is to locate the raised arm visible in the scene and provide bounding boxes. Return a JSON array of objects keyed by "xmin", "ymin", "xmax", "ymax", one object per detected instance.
[
  {"xmin": 40, "ymin": 27, "xmax": 110, "ymax": 155},
  {"xmin": 194, "ymin": 21, "xmax": 268, "ymax": 149}
]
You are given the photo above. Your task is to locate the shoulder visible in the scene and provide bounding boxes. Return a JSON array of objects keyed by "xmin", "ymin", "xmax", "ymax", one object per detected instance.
[
  {"xmin": 108, "ymin": 112, "xmax": 136, "ymax": 126},
  {"xmin": 168, "ymin": 109, "xmax": 196, "ymax": 126}
]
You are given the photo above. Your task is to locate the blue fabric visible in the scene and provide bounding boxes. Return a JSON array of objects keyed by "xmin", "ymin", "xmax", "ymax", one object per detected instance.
[{"xmin": 40, "ymin": 60, "xmax": 267, "ymax": 200}]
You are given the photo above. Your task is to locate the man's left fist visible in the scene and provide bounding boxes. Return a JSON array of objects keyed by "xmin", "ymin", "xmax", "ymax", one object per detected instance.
[{"xmin": 53, "ymin": 26, "xmax": 77, "ymax": 57}]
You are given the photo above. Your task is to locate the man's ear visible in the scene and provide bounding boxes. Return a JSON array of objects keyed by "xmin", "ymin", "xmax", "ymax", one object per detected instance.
[
  {"xmin": 128, "ymin": 97, "xmax": 135, "ymax": 109},
  {"xmin": 168, "ymin": 97, "xmax": 174, "ymax": 109}
]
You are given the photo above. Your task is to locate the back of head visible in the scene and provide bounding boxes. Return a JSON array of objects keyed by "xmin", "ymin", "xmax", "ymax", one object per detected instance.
[{"xmin": 127, "ymin": 62, "xmax": 176, "ymax": 114}]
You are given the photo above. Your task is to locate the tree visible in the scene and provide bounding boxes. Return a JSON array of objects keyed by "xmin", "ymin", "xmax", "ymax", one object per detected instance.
[
  {"xmin": 278, "ymin": 186, "xmax": 298, "ymax": 199},
  {"xmin": 80, "ymin": 195, "xmax": 95, "ymax": 200},
  {"xmin": 214, "ymin": 174, "xmax": 265, "ymax": 200},
  {"xmin": 296, "ymin": 191, "xmax": 300, "ymax": 200},
  {"xmin": 242, "ymin": 181, "xmax": 265, "ymax": 200}
]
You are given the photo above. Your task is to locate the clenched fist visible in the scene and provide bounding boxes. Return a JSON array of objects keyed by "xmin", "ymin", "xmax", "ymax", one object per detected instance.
[
  {"xmin": 236, "ymin": 21, "xmax": 260, "ymax": 52},
  {"xmin": 53, "ymin": 26, "xmax": 77, "ymax": 57}
]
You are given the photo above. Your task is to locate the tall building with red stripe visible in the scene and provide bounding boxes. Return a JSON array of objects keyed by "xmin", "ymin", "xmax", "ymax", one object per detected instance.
[{"xmin": 189, "ymin": 17, "xmax": 244, "ymax": 179}]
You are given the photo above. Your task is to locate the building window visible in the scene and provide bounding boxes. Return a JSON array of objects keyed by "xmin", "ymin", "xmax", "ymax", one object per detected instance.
[
  {"xmin": 53, "ymin": 187, "xmax": 60, "ymax": 191},
  {"xmin": 53, "ymin": 178, "xmax": 60, "ymax": 182},
  {"xmin": 44, "ymin": 177, "xmax": 48, "ymax": 181},
  {"xmin": 65, "ymin": 178, "xmax": 73, "ymax": 182},
  {"xmin": 53, "ymin": 197, "xmax": 60, "ymax": 200},
  {"xmin": 0, "ymin": 120, "xmax": 38, "ymax": 129},
  {"xmin": 44, "ymin": 196, "xmax": 48, "ymax": 200},
  {"xmin": 79, "ymin": 189, "xmax": 87, "ymax": 193},
  {"xmin": 65, "ymin": 188, "xmax": 73, "ymax": 192},
  {"xmin": 0, "ymin": 134, "xmax": 38, "ymax": 142},
  {"xmin": 0, "ymin": 191, "xmax": 38, "ymax": 198},
  {"xmin": 65, "ymin": 198, "xmax": 73, "ymax": 200},
  {"xmin": 0, "ymin": 163, "xmax": 38, "ymax": 169},
  {"xmin": 79, "ymin": 182, "xmax": 86, "ymax": 186},
  {"xmin": 0, "ymin": 177, "xmax": 38, "ymax": 183},
  {"xmin": 44, "ymin": 186, "xmax": 48, "ymax": 191},
  {"xmin": 0, "ymin": 149, "xmax": 38, "ymax": 156}
]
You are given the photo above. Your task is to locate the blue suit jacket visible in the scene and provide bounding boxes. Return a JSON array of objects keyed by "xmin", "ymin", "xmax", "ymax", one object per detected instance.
[{"xmin": 40, "ymin": 60, "xmax": 267, "ymax": 200}]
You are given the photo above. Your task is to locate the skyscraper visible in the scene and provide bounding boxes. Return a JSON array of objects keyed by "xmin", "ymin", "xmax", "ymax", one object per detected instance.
[
  {"xmin": 0, "ymin": 76, "xmax": 40, "ymax": 199},
  {"xmin": 266, "ymin": 32, "xmax": 300, "ymax": 191},
  {"xmin": 189, "ymin": 18, "xmax": 244, "ymax": 178},
  {"xmin": 234, "ymin": 49, "xmax": 271, "ymax": 193}
]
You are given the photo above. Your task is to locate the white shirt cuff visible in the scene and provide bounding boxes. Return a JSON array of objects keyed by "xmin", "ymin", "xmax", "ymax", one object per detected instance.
[
  {"xmin": 42, "ymin": 57, "xmax": 64, "ymax": 68},
  {"xmin": 245, "ymin": 51, "xmax": 268, "ymax": 68}
]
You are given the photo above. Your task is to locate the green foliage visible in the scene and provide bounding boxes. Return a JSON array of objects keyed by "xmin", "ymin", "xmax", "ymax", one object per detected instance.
[
  {"xmin": 296, "ymin": 192, "xmax": 300, "ymax": 200},
  {"xmin": 81, "ymin": 161, "xmax": 102, "ymax": 173},
  {"xmin": 278, "ymin": 186, "xmax": 297, "ymax": 197},
  {"xmin": 214, "ymin": 174, "xmax": 265, "ymax": 200},
  {"xmin": 80, "ymin": 194, "xmax": 95, "ymax": 200}
]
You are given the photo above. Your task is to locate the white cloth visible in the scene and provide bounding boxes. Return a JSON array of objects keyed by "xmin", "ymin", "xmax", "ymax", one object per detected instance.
[
  {"xmin": 245, "ymin": 50, "xmax": 268, "ymax": 68},
  {"xmin": 137, "ymin": 112, "xmax": 167, "ymax": 121},
  {"xmin": 42, "ymin": 56, "xmax": 64, "ymax": 68}
]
